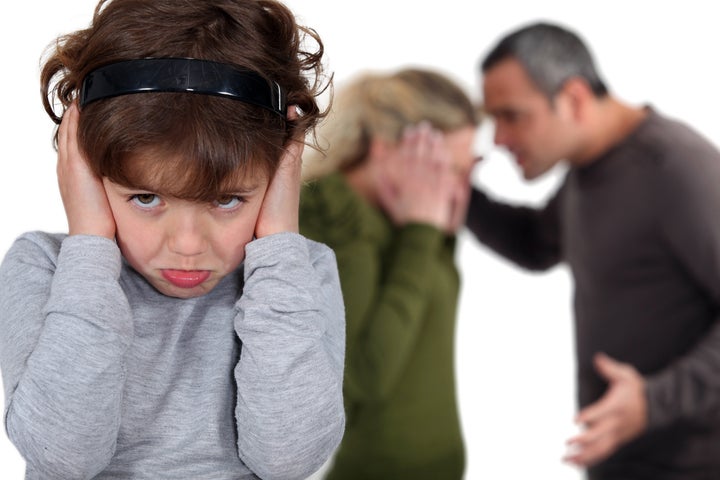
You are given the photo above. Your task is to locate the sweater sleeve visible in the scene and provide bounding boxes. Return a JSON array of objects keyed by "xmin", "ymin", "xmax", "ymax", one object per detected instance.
[
  {"xmin": 644, "ymin": 148, "xmax": 720, "ymax": 430},
  {"xmin": 233, "ymin": 232, "xmax": 345, "ymax": 480},
  {"xmin": 335, "ymin": 223, "xmax": 446, "ymax": 404},
  {"xmin": 466, "ymin": 186, "xmax": 563, "ymax": 271},
  {"xmin": 0, "ymin": 233, "xmax": 133, "ymax": 479}
]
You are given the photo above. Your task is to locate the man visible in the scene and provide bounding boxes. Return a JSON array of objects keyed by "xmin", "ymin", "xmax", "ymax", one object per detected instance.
[{"xmin": 469, "ymin": 22, "xmax": 720, "ymax": 479}]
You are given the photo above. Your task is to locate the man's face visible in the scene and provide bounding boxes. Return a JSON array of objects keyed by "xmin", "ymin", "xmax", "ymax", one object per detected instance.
[{"xmin": 482, "ymin": 58, "xmax": 576, "ymax": 180}]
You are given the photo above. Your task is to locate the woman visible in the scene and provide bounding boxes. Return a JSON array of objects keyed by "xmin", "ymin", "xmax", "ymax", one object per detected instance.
[{"xmin": 300, "ymin": 68, "xmax": 480, "ymax": 480}]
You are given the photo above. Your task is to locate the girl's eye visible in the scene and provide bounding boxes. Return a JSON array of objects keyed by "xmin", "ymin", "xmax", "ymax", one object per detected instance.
[
  {"xmin": 131, "ymin": 193, "xmax": 161, "ymax": 208},
  {"xmin": 214, "ymin": 196, "xmax": 243, "ymax": 210}
]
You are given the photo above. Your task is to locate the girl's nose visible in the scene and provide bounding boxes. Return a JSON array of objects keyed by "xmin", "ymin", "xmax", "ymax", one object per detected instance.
[{"xmin": 167, "ymin": 212, "xmax": 208, "ymax": 257}]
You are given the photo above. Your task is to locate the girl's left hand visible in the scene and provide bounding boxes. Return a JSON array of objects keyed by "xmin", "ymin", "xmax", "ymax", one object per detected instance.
[{"xmin": 254, "ymin": 106, "xmax": 304, "ymax": 238}]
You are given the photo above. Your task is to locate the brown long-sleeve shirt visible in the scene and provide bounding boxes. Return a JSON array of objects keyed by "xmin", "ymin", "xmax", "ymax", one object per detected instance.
[{"xmin": 468, "ymin": 108, "xmax": 720, "ymax": 479}]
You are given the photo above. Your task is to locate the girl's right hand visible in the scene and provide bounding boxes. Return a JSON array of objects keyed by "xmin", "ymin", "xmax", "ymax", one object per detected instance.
[{"xmin": 57, "ymin": 104, "xmax": 116, "ymax": 239}]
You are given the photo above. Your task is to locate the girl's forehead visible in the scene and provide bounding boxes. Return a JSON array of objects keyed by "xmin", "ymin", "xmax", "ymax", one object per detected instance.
[{"xmin": 121, "ymin": 151, "xmax": 270, "ymax": 195}]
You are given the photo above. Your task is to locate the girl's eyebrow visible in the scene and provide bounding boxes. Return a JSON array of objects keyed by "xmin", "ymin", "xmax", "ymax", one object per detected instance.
[
  {"xmin": 110, "ymin": 178, "xmax": 264, "ymax": 197},
  {"xmin": 218, "ymin": 182, "xmax": 262, "ymax": 194},
  {"xmin": 109, "ymin": 182, "xmax": 154, "ymax": 193}
]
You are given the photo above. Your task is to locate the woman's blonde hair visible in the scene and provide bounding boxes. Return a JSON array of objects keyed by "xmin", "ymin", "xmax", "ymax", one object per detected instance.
[{"xmin": 303, "ymin": 68, "xmax": 479, "ymax": 180}]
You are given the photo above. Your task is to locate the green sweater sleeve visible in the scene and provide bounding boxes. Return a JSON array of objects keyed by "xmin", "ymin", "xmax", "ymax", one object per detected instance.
[{"xmin": 334, "ymin": 223, "xmax": 446, "ymax": 404}]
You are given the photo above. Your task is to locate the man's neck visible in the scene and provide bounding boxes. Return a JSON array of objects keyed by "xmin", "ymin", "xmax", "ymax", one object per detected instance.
[{"xmin": 573, "ymin": 98, "xmax": 648, "ymax": 166}]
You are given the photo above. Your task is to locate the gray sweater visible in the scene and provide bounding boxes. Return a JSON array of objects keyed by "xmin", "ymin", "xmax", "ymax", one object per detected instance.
[
  {"xmin": 467, "ymin": 108, "xmax": 720, "ymax": 479},
  {"xmin": 0, "ymin": 232, "xmax": 345, "ymax": 480}
]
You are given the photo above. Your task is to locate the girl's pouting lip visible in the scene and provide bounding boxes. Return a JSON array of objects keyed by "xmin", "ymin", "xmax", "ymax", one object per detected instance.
[{"xmin": 161, "ymin": 269, "xmax": 211, "ymax": 289}]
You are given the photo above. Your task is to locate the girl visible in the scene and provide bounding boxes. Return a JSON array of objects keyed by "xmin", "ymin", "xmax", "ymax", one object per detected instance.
[{"xmin": 0, "ymin": 1, "xmax": 344, "ymax": 479}]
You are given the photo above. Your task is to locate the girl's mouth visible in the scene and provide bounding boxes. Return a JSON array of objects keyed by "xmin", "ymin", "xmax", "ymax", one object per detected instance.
[{"xmin": 161, "ymin": 269, "xmax": 211, "ymax": 288}]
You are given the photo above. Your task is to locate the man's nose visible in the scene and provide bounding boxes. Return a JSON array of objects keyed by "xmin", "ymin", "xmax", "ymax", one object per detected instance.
[{"xmin": 493, "ymin": 122, "xmax": 509, "ymax": 147}]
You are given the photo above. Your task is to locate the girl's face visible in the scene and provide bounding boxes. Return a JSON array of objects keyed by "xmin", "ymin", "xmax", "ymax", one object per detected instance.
[{"xmin": 103, "ymin": 163, "xmax": 269, "ymax": 299}]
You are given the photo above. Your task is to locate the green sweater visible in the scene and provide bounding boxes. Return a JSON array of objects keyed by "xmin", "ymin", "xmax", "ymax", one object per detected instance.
[{"xmin": 300, "ymin": 173, "xmax": 464, "ymax": 480}]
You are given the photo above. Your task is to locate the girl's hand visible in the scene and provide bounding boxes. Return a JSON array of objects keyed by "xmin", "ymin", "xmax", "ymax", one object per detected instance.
[
  {"xmin": 254, "ymin": 106, "xmax": 304, "ymax": 238},
  {"xmin": 376, "ymin": 123, "xmax": 456, "ymax": 231},
  {"xmin": 57, "ymin": 104, "xmax": 116, "ymax": 239}
]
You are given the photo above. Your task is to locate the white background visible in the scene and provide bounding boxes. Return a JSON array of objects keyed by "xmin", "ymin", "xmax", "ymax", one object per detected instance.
[{"xmin": 1, "ymin": 1, "xmax": 718, "ymax": 479}]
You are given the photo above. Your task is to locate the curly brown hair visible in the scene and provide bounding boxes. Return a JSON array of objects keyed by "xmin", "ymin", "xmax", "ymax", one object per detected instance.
[{"xmin": 41, "ymin": 0, "xmax": 329, "ymax": 200}]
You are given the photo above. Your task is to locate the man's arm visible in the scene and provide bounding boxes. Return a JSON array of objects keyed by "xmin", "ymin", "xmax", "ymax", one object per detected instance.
[
  {"xmin": 466, "ymin": 186, "xmax": 564, "ymax": 271},
  {"xmin": 643, "ymin": 144, "xmax": 720, "ymax": 431},
  {"xmin": 566, "ymin": 136, "xmax": 720, "ymax": 466}
]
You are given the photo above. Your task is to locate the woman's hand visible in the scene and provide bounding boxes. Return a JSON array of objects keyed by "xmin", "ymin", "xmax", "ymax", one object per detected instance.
[
  {"xmin": 57, "ymin": 104, "xmax": 116, "ymax": 239},
  {"xmin": 375, "ymin": 123, "xmax": 457, "ymax": 231},
  {"xmin": 445, "ymin": 175, "xmax": 472, "ymax": 235},
  {"xmin": 254, "ymin": 106, "xmax": 304, "ymax": 238}
]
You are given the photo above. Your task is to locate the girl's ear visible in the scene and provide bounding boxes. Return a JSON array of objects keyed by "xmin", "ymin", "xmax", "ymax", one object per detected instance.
[{"xmin": 286, "ymin": 104, "xmax": 300, "ymax": 121}]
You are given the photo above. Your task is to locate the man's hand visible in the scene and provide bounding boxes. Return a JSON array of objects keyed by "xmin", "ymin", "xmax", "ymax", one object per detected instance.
[{"xmin": 564, "ymin": 353, "xmax": 648, "ymax": 467}]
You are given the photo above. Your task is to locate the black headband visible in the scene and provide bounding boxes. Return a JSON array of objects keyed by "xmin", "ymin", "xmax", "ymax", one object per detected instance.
[{"xmin": 79, "ymin": 58, "xmax": 286, "ymax": 116}]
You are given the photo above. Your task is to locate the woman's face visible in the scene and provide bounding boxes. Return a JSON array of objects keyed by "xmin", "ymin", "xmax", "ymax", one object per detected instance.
[{"xmin": 444, "ymin": 126, "xmax": 478, "ymax": 183}]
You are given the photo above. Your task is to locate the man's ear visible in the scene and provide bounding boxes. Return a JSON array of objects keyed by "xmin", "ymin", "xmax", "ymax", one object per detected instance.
[{"xmin": 559, "ymin": 77, "xmax": 594, "ymax": 122}]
